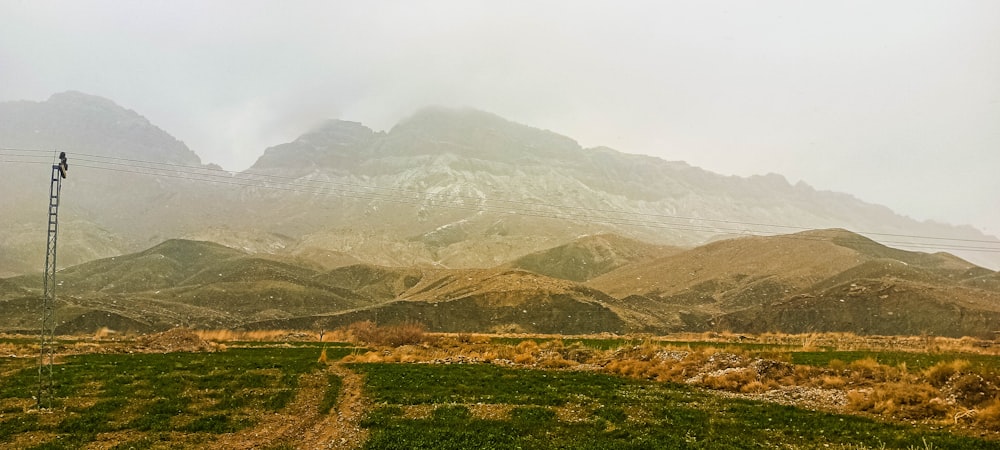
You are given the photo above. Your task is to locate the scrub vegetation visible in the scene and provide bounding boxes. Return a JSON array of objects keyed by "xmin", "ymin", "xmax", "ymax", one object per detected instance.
[{"xmin": 0, "ymin": 326, "xmax": 998, "ymax": 449}]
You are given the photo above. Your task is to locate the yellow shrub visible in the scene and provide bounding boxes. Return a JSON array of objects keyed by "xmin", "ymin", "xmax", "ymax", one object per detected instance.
[
  {"xmin": 539, "ymin": 356, "xmax": 575, "ymax": 369},
  {"xmin": 846, "ymin": 389, "xmax": 874, "ymax": 412},
  {"xmin": 513, "ymin": 353, "xmax": 536, "ymax": 365},
  {"xmin": 740, "ymin": 380, "xmax": 775, "ymax": 394},
  {"xmin": 976, "ymin": 400, "xmax": 1000, "ymax": 431},
  {"xmin": 701, "ymin": 369, "xmax": 758, "ymax": 392},
  {"xmin": 820, "ymin": 375, "xmax": 847, "ymax": 389},
  {"xmin": 847, "ymin": 382, "xmax": 946, "ymax": 420},
  {"xmin": 924, "ymin": 359, "xmax": 969, "ymax": 387}
]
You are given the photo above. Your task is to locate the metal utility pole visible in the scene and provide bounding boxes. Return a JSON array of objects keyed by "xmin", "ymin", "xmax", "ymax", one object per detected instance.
[{"xmin": 38, "ymin": 152, "xmax": 67, "ymax": 409}]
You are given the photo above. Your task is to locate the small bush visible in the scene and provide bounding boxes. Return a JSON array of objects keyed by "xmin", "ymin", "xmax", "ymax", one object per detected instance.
[
  {"xmin": 819, "ymin": 375, "xmax": 847, "ymax": 389},
  {"xmin": 976, "ymin": 400, "xmax": 1000, "ymax": 431},
  {"xmin": 947, "ymin": 373, "xmax": 997, "ymax": 408},
  {"xmin": 512, "ymin": 340, "xmax": 540, "ymax": 365},
  {"xmin": 605, "ymin": 359, "xmax": 654, "ymax": 379},
  {"xmin": 513, "ymin": 353, "xmax": 536, "ymax": 365},
  {"xmin": 349, "ymin": 321, "xmax": 427, "ymax": 347},
  {"xmin": 538, "ymin": 355, "xmax": 576, "ymax": 369},
  {"xmin": 740, "ymin": 380, "xmax": 773, "ymax": 394},
  {"xmin": 846, "ymin": 382, "xmax": 946, "ymax": 420},
  {"xmin": 348, "ymin": 321, "xmax": 378, "ymax": 343},
  {"xmin": 516, "ymin": 340, "xmax": 540, "ymax": 355},
  {"xmin": 701, "ymin": 368, "xmax": 758, "ymax": 392},
  {"xmin": 848, "ymin": 358, "xmax": 902, "ymax": 384},
  {"xmin": 846, "ymin": 390, "xmax": 874, "ymax": 412},
  {"xmin": 559, "ymin": 341, "xmax": 596, "ymax": 363},
  {"xmin": 924, "ymin": 360, "xmax": 970, "ymax": 387}
]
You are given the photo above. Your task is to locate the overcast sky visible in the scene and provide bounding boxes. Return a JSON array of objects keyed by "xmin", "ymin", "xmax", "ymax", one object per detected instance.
[{"xmin": 1, "ymin": 0, "xmax": 998, "ymax": 236}]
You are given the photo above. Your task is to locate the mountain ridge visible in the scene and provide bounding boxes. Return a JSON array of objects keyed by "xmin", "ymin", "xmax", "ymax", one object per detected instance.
[{"xmin": 1, "ymin": 91, "xmax": 999, "ymax": 281}]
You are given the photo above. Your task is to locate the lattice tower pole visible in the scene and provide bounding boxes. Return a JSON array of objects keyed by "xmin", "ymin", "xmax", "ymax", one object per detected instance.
[{"xmin": 38, "ymin": 155, "xmax": 66, "ymax": 409}]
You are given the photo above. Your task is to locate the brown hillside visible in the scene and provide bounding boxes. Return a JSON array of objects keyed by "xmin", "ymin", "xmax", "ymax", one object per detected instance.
[
  {"xmin": 590, "ymin": 229, "xmax": 983, "ymax": 300},
  {"xmin": 585, "ymin": 229, "xmax": 999, "ymax": 334},
  {"xmin": 54, "ymin": 239, "xmax": 247, "ymax": 293},
  {"xmin": 716, "ymin": 277, "xmax": 1000, "ymax": 338},
  {"xmin": 588, "ymin": 229, "xmax": 864, "ymax": 302},
  {"xmin": 507, "ymin": 233, "xmax": 680, "ymax": 282},
  {"xmin": 313, "ymin": 264, "xmax": 424, "ymax": 302},
  {"xmin": 962, "ymin": 271, "xmax": 1000, "ymax": 291},
  {"xmin": 3, "ymin": 230, "xmax": 995, "ymax": 337},
  {"xmin": 0, "ymin": 279, "xmax": 28, "ymax": 298},
  {"xmin": 243, "ymin": 268, "xmax": 628, "ymax": 334}
]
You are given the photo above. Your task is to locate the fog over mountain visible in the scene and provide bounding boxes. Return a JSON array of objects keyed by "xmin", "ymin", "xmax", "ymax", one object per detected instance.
[
  {"xmin": 1, "ymin": 92, "xmax": 998, "ymax": 278},
  {"xmin": 3, "ymin": 1, "xmax": 998, "ymax": 238}
]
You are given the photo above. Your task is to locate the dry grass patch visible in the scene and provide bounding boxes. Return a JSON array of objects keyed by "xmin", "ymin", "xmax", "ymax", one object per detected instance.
[
  {"xmin": 819, "ymin": 375, "xmax": 848, "ymax": 389},
  {"xmin": 846, "ymin": 357, "xmax": 907, "ymax": 384},
  {"xmin": 349, "ymin": 321, "xmax": 429, "ymax": 347},
  {"xmin": 976, "ymin": 400, "xmax": 1000, "ymax": 431},
  {"xmin": 847, "ymin": 382, "xmax": 947, "ymax": 420}
]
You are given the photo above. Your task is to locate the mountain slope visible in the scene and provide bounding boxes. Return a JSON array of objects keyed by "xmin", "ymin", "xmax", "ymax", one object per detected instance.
[
  {"xmin": 0, "ymin": 92, "xmax": 229, "ymax": 275},
  {"xmin": 0, "ymin": 239, "xmax": 632, "ymax": 335},
  {"xmin": 2, "ymin": 93, "xmax": 998, "ymax": 277},
  {"xmin": 240, "ymin": 106, "xmax": 1000, "ymax": 270},
  {"xmin": 507, "ymin": 233, "xmax": 679, "ymax": 282},
  {"xmin": 589, "ymin": 229, "xmax": 1000, "ymax": 336},
  {"xmin": 243, "ymin": 268, "xmax": 627, "ymax": 334}
]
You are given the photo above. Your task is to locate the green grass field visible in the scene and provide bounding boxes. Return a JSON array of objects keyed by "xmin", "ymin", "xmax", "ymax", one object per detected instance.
[
  {"xmin": 1, "ymin": 338, "xmax": 998, "ymax": 449},
  {"xmin": 0, "ymin": 345, "xmax": 355, "ymax": 449},
  {"xmin": 352, "ymin": 363, "xmax": 995, "ymax": 449}
]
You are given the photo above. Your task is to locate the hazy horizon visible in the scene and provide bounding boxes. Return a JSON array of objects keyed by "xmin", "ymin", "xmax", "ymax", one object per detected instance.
[{"xmin": 1, "ymin": 0, "xmax": 998, "ymax": 235}]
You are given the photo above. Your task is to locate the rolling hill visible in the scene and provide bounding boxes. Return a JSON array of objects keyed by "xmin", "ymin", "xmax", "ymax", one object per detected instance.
[
  {"xmin": 507, "ymin": 233, "xmax": 679, "ymax": 282},
  {"xmin": 588, "ymin": 229, "xmax": 1000, "ymax": 336},
  {"xmin": 3, "ymin": 230, "xmax": 997, "ymax": 337}
]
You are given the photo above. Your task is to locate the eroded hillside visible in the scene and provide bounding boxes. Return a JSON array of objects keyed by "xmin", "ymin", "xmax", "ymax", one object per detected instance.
[{"xmin": 2, "ymin": 230, "xmax": 998, "ymax": 337}]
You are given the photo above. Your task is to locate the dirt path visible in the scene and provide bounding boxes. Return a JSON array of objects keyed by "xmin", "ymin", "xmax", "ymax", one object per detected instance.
[
  {"xmin": 300, "ymin": 363, "xmax": 370, "ymax": 449},
  {"xmin": 210, "ymin": 363, "xmax": 369, "ymax": 449}
]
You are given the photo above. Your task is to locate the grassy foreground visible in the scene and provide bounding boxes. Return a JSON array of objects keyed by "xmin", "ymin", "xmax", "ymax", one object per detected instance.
[
  {"xmin": 353, "ymin": 362, "xmax": 993, "ymax": 449},
  {"xmin": 0, "ymin": 345, "xmax": 354, "ymax": 449},
  {"xmin": 1, "ymin": 329, "xmax": 999, "ymax": 449}
]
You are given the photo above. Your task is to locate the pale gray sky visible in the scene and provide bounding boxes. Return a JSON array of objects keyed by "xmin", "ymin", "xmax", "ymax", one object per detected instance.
[{"xmin": 1, "ymin": 0, "xmax": 999, "ymax": 235}]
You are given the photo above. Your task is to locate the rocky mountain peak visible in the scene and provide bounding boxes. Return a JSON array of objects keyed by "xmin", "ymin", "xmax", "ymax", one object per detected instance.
[
  {"xmin": 299, "ymin": 119, "xmax": 377, "ymax": 146},
  {"xmin": 381, "ymin": 106, "xmax": 582, "ymax": 162},
  {"xmin": 250, "ymin": 119, "xmax": 378, "ymax": 172},
  {"xmin": 0, "ymin": 91, "xmax": 201, "ymax": 165},
  {"xmin": 47, "ymin": 90, "xmax": 134, "ymax": 116}
]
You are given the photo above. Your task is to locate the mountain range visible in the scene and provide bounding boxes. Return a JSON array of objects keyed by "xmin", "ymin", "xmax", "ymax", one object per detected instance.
[
  {"xmin": 1, "ymin": 92, "xmax": 997, "ymax": 279},
  {"xmin": 1, "ymin": 91, "xmax": 999, "ymax": 336}
]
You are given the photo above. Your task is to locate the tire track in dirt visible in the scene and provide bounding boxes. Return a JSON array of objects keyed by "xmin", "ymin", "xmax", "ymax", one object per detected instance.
[
  {"xmin": 300, "ymin": 363, "xmax": 370, "ymax": 449},
  {"xmin": 209, "ymin": 369, "xmax": 328, "ymax": 449},
  {"xmin": 208, "ymin": 362, "xmax": 369, "ymax": 449}
]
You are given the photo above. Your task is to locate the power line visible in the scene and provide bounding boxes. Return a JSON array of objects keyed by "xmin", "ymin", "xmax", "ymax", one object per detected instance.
[{"xmin": 3, "ymin": 147, "xmax": 1000, "ymax": 254}]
